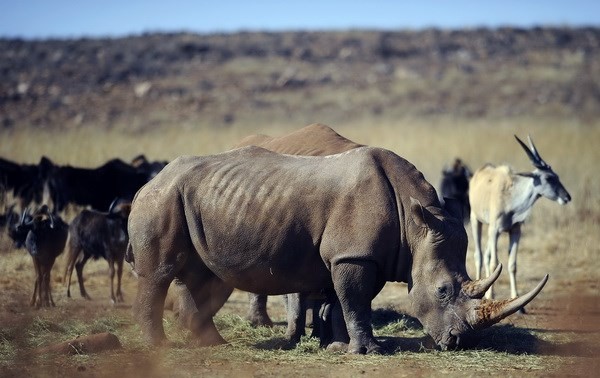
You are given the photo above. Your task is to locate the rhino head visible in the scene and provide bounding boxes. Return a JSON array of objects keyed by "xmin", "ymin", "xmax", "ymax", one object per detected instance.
[{"xmin": 407, "ymin": 198, "xmax": 548, "ymax": 350}]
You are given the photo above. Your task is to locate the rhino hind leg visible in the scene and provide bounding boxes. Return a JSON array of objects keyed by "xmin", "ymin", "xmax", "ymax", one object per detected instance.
[
  {"xmin": 176, "ymin": 256, "xmax": 233, "ymax": 346},
  {"xmin": 330, "ymin": 260, "xmax": 384, "ymax": 354},
  {"xmin": 246, "ymin": 293, "xmax": 273, "ymax": 327},
  {"xmin": 133, "ymin": 277, "xmax": 170, "ymax": 345}
]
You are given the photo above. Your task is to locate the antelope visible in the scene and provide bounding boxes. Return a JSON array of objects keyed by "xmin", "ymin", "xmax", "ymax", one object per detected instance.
[{"xmin": 469, "ymin": 135, "xmax": 571, "ymax": 309}]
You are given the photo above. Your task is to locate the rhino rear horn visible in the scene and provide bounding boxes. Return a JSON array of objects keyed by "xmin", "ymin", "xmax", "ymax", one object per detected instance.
[{"xmin": 462, "ymin": 264, "xmax": 502, "ymax": 299}]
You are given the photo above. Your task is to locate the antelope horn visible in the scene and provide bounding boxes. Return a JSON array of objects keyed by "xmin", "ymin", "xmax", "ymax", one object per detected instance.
[
  {"xmin": 527, "ymin": 135, "xmax": 551, "ymax": 169},
  {"xmin": 515, "ymin": 135, "xmax": 549, "ymax": 170},
  {"xmin": 469, "ymin": 274, "xmax": 549, "ymax": 329},
  {"xmin": 462, "ymin": 264, "xmax": 502, "ymax": 299}
]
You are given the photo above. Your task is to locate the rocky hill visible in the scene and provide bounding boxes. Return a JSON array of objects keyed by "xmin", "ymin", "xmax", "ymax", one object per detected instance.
[{"xmin": 1, "ymin": 27, "xmax": 599, "ymax": 131}]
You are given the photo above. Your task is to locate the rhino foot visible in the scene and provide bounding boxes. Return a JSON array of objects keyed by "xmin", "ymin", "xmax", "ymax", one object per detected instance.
[
  {"xmin": 325, "ymin": 341, "xmax": 348, "ymax": 353},
  {"xmin": 246, "ymin": 312, "xmax": 273, "ymax": 328}
]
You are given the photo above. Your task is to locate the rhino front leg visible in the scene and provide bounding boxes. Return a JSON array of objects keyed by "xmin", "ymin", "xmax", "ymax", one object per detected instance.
[
  {"xmin": 330, "ymin": 260, "xmax": 383, "ymax": 354},
  {"xmin": 133, "ymin": 276, "xmax": 170, "ymax": 345},
  {"xmin": 246, "ymin": 293, "xmax": 273, "ymax": 327}
]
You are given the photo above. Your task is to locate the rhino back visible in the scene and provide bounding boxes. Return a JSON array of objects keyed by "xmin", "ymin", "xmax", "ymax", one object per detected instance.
[{"xmin": 233, "ymin": 123, "xmax": 364, "ymax": 156}]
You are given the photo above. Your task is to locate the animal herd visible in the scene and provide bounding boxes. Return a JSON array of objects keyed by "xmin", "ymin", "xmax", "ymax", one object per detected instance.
[{"xmin": 0, "ymin": 123, "xmax": 570, "ymax": 354}]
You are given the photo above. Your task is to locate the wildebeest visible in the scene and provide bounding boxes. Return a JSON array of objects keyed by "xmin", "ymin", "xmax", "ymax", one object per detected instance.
[
  {"xmin": 130, "ymin": 154, "xmax": 169, "ymax": 180},
  {"xmin": 469, "ymin": 135, "xmax": 570, "ymax": 306},
  {"xmin": 9, "ymin": 205, "xmax": 68, "ymax": 308},
  {"xmin": 64, "ymin": 200, "xmax": 131, "ymax": 303},
  {"xmin": 439, "ymin": 158, "xmax": 472, "ymax": 222},
  {"xmin": 127, "ymin": 145, "xmax": 548, "ymax": 353},
  {"xmin": 43, "ymin": 157, "xmax": 152, "ymax": 212},
  {"xmin": 231, "ymin": 123, "xmax": 364, "ymax": 339},
  {"xmin": 0, "ymin": 156, "xmax": 51, "ymax": 211}
]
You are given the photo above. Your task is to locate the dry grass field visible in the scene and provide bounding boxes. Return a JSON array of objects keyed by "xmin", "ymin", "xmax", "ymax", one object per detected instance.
[{"xmin": 0, "ymin": 116, "xmax": 599, "ymax": 377}]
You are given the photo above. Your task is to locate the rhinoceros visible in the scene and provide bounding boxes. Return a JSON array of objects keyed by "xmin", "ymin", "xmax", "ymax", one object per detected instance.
[{"xmin": 127, "ymin": 145, "xmax": 548, "ymax": 354}]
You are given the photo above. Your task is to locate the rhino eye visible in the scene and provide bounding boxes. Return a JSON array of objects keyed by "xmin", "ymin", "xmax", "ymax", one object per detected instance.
[{"xmin": 435, "ymin": 283, "xmax": 453, "ymax": 300}]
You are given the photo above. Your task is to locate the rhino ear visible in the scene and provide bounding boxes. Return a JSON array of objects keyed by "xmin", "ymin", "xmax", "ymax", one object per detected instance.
[
  {"xmin": 410, "ymin": 197, "xmax": 429, "ymax": 229},
  {"xmin": 411, "ymin": 197, "xmax": 445, "ymax": 231}
]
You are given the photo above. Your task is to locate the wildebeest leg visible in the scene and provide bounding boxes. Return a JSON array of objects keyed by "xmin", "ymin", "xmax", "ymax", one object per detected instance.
[
  {"xmin": 246, "ymin": 293, "xmax": 273, "ymax": 327},
  {"xmin": 176, "ymin": 254, "xmax": 233, "ymax": 346},
  {"xmin": 48, "ymin": 270, "xmax": 56, "ymax": 307},
  {"xmin": 108, "ymin": 257, "xmax": 116, "ymax": 304},
  {"xmin": 75, "ymin": 253, "xmax": 92, "ymax": 300},
  {"xmin": 115, "ymin": 255, "xmax": 124, "ymax": 303},
  {"xmin": 330, "ymin": 260, "xmax": 382, "ymax": 354},
  {"xmin": 48, "ymin": 256, "xmax": 57, "ymax": 307},
  {"xmin": 65, "ymin": 246, "xmax": 80, "ymax": 298},
  {"xmin": 284, "ymin": 292, "xmax": 307, "ymax": 343},
  {"xmin": 134, "ymin": 276, "xmax": 170, "ymax": 345},
  {"xmin": 470, "ymin": 216, "xmax": 483, "ymax": 280},
  {"xmin": 41, "ymin": 267, "xmax": 52, "ymax": 307},
  {"xmin": 508, "ymin": 224, "xmax": 525, "ymax": 313},
  {"xmin": 31, "ymin": 259, "xmax": 40, "ymax": 307}
]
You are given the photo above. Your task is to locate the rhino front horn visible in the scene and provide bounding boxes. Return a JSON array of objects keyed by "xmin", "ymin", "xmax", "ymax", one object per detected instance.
[{"xmin": 469, "ymin": 274, "xmax": 549, "ymax": 329}]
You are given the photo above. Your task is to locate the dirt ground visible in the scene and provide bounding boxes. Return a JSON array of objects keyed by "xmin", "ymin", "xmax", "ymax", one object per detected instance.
[{"xmin": 0, "ymin": 225, "xmax": 598, "ymax": 377}]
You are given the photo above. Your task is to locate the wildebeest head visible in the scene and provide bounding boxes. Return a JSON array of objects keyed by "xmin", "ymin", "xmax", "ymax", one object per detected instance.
[
  {"xmin": 439, "ymin": 158, "xmax": 472, "ymax": 222},
  {"xmin": 407, "ymin": 198, "xmax": 547, "ymax": 350},
  {"xmin": 8, "ymin": 205, "xmax": 66, "ymax": 253},
  {"xmin": 107, "ymin": 198, "xmax": 132, "ymax": 236},
  {"xmin": 8, "ymin": 207, "xmax": 32, "ymax": 248}
]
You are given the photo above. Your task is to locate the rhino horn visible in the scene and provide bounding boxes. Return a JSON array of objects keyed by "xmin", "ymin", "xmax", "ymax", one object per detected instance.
[
  {"xmin": 469, "ymin": 274, "xmax": 549, "ymax": 329},
  {"xmin": 461, "ymin": 264, "xmax": 502, "ymax": 299}
]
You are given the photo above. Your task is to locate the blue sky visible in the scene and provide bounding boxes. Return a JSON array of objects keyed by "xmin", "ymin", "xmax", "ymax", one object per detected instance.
[{"xmin": 2, "ymin": 1, "xmax": 600, "ymax": 39}]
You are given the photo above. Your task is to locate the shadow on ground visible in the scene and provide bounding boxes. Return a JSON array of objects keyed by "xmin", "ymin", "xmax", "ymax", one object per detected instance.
[{"xmin": 251, "ymin": 308, "xmax": 599, "ymax": 357}]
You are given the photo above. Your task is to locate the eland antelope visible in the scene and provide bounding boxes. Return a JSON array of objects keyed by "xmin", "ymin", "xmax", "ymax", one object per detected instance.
[{"xmin": 469, "ymin": 135, "xmax": 571, "ymax": 308}]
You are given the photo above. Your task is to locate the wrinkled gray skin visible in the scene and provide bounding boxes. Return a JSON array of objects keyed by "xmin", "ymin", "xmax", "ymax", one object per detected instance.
[
  {"xmin": 128, "ymin": 146, "xmax": 547, "ymax": 353},
  {"xmin": 233, "ymin": 123, "xmax": 364, "ymax": 340}
]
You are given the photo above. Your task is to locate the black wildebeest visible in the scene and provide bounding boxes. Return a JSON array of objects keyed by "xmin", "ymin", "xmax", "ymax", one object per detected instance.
[
  {"xmin": 9, "ymin": 205, "xmax": 69, "ymax": 308},
  {"xmin": 439, "ymin": 158, "xmax": 472, "ymax": 222},
  {"xmin": 43, "ymin": 157, "xmax": 154, "ymax": 212},
  {"xmin": 0, "ymin": 156, "xmax": 51, "ymax": 211},
  {"xmin": 131, "ymin": 154, "xmax": 168, "ymax": 180},
  {"xmin": 64, "ymin": 200, "xmax": 131, "ymax": 303}
]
